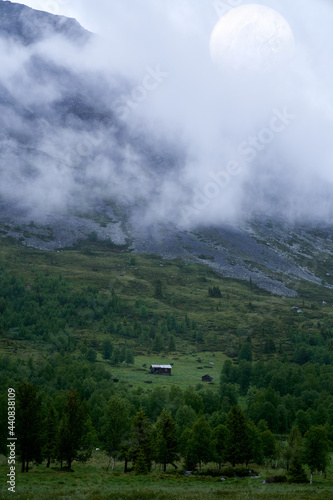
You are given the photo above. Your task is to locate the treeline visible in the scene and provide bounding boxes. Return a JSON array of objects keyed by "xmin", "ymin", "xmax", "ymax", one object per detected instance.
[
  {"xmin": 0, "ymin": 271, "xmax": 196, "ymax": 351},
  {"xmin": 1, "ymin": 381, "xmax": 331, "ymax": 483},
  {"xmin": 1, "ymin": 269, "xmax": 333, "ymax": 364},
  {"xmin": 1, "ymin": 352, "xmax": 333, "ymax": 439}
]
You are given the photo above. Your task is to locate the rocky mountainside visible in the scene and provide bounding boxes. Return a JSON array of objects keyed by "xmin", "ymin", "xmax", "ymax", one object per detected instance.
[
  {"xmin": 0, "ymin": 1, "xmax": 90, "ymax": 45},
  {"xmin": 0, "ymin": 1, "xmax": 332, "ymax": 298}
]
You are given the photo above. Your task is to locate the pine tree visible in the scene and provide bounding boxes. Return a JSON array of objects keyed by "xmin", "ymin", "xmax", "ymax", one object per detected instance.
[
  {"xmin": 238, "ymin": 342, "xmax": 253, "ymax": 362},
  {"xmin": 102, "ymin": 339, "xmax": 113, "ymax": 360},
  {"xmin": 288, "ymin": 456, "xmax": 308, "ymax": 483},
  {"xmin": 155, "ymin": 410, "xmax": 178, "ymax": 472},
  {"xmin": 125, "ymin": 349, "xmax": 134, "ymax": 364},
  {"xmin": 57, "ymin": 388, "xmax": 89, "ymax": 470},
  {"xmin": 43, "ymin": 404, "xmax": 58, "ymax": 468},
  {"xmin": 153, "ymin": 334, "xmax": 164, "ymax": 352},
  {"xmin": 225, "ymin": 406, "xmax": 251, "ymax": 467},
  {"xmin": 134, "ymin": 447, "xmax": 148, "ymax": 475},
  {"xmin": 261, "ymin": 430, "xmax": 276, "ymax": 466},
  {"xmin": 103, "ymin": 397, "xmax": 131, "ymax": 471},
  {"xmin": 212, "ymin": 424, "xmax": 229, "ymax": 467},
  {"xmin": 16, "ymin": 381, "xmax": 43, "ymax": 472},
  {"xmin": 130, "ymin": 407, "xmax": 153, "ymax": 472},
  {"xmin": 168, "ymin": 335, "xmax": 176, "ymax": 352},
  {"xmin": 186, "ymin": 416, "xmax": 213, "ymax": 471},
  {"xmin": 247, "ymin": 421, "xmax": 264, "ymax": 466}
]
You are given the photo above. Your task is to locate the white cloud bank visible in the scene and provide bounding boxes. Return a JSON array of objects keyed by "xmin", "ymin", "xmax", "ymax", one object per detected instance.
[{"xmin": 2, "ymin": 0, "xmax": 333, "ymax": 227}]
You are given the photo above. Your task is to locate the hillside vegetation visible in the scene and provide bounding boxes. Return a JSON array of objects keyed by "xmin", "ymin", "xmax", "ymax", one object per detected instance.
[{"xmin": 0, "ymin": 238, "xmax": 332, "ymax": 497}]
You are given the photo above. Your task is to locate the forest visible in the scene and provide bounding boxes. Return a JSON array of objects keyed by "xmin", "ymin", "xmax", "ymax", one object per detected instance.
[{"xmin": 0, "ymin": 239, "xmax": 332, "ymax": 497}]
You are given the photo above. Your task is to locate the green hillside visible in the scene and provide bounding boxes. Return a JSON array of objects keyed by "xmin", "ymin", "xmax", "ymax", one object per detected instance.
[{"xmin": 0, "ymin": 238, "xmax": 332, "ymax": 498}]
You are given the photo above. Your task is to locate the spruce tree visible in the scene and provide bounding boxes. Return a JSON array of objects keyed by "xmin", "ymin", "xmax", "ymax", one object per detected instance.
[
  {"xmin": 43, "ymin": 404, "xmax": 58, "ymax": 468},
  {"xmin": 130, "ymin": 407, "xmax": 153, "ymax": 472},
  {"xmin": 225, "ymin": 406, "xmax": 251, "ymax": 467},
  {"xmin": 16, "ymin": 381, "xmax": 43, "ymax": 472},
  {"xmin": 212, "ymin": 424, "xmax": 229, "ymax": 467},
  {"xmin": 103, "ymin": 396, "xmax": 130, "ymax": 471},
  {"xmin": 288, "ymin": 456, "xmax": 308, "ymax": 483},
  {"xmin": 102, "ymin": 339, "xmax": 113, "ymax": 360},
  {"xmin": 261, "ymin": 430, "xmax": 276, "ymax": 466},
  {"xmin": 57, "ymin": 388, "xmax": 89, "ymax": 470},
  {"xmin": 168, "ymin": 335, "xmax": 176, "ymax": 352},
  {"xmin": 134, "ymin": 447, "xmax": 148, "ymax": 475},
  {"xmin": 155, "ymin": 410, "xmax": 178, "ymax": 472},
  {"xmin": 186, "ymin": 416, "xmax": 213, "ymax": 471}
]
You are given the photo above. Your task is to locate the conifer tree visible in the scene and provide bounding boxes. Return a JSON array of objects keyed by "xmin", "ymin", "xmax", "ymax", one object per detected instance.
[
  {"xmin": 103, "ymin": 396, "xmax": 130, "ymax": 471},
  {"xmin": 168, "ymin": 335, "xmax": 176, "ymax": 352},
  {"xmin": 225, "ymin": 406, "xmax": 251, "ymax": 467},
  {"xmin": 130, "ymin": 407, "xmax": 153, "ymax": 472},
  {"xmin": 155, "ymin": 410, "xmax": 178, "ymax": 472},
  {"xmin": 57, "ymin": 388, "xmax": 89, "ymax": 470},
  {"xmin": 43, "ymin": 404, "xmax": 58, "ymax": 468},
  {"xmin": 185, "ymin": 416, "xmax": 213, "ymax": 471},
  {"xmin": 134, "ymin": 447, "xmax": 149, "ymax": 475},
  {"xmin": 288, "ymin": 456, "xmax": 308, "ymax": 483},
  {"xmin": 16, "ymin": 381, "xmax": 43, "ymax": 472},
  {"xmin": 102, "ymin": 339, "xmax": 113, "ymax": 360},
  {"xmin": 212, "ymin": 424, "xmax": 229, "ymax": 467},
  {"xmin": 261, "ymin": 429, "xmax": 276, "ymax": 466}
]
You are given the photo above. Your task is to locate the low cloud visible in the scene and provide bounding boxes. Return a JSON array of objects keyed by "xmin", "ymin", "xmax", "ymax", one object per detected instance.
[{"xmin": 1, "ymin": 0, "xmax": 333, "ymax": 228}]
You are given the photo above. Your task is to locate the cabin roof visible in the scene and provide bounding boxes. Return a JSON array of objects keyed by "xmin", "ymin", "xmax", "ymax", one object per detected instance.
[{"xmin": 150, "ymin": 364, "xmax": 172, "ymax": 369}]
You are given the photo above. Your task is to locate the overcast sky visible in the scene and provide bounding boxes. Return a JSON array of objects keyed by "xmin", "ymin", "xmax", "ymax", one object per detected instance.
[{"xmin": 5, "ymin": 0, "xmax": 333, "ymax": 226}]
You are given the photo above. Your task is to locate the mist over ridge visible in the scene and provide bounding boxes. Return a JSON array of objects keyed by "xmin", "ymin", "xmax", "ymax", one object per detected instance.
[
  {"xmin": 0, "ymin": 0, "xmax": 333, "ymax": 229},
  {"xmin": 0, "ymin": 1, "xmax": 333, "ymax": 296}
]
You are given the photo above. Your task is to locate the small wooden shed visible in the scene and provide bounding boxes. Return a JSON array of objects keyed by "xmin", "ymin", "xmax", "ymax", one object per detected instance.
[
  {"xmin": 202, "ymin": 374, "xmax": 213, "ymax": 382},
  {"xmin": 150, "ymin": 364, "xmax": 172, "ymax": 376}
]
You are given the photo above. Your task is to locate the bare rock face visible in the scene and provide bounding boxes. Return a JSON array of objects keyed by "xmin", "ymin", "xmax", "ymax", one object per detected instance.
[
  {"xmin": 0, "ymin": 1, "xmax": 332, "ymax": 298},
  {"xmin": 0, "ymin": 1, "xmax": 90, "ymax": 45}
]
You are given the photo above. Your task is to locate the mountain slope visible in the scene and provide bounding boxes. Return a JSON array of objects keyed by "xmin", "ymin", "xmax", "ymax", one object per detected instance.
[
  {"xmin": 0, "ymin": 1, "xmax": 332, "ymax": 298},
  {"xmin": 0, "ymin": 1, "xmax": 90, "ymax": 45}
]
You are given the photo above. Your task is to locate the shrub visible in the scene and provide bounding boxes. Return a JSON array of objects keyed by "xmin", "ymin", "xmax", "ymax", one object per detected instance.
[
  {"xmin": 266, "ymin": 475, "xmax": 287, "ymax": 484},
  {"xmin": 219, "ymin": 465, "xmax": 235, "ymax": 478},
  {"xmin": 288, "ymin": 457, "xmax": 308, "ymax": 483},
  {"xmin": 233, "ymin": 466, "xmax": 250, "ymax": 478},
  {"xmin": 200, "ymin": 468, "xmax": 223, "ymax": 477}
]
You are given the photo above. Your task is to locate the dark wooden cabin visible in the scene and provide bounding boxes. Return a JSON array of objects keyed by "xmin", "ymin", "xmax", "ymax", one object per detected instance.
[{"xmin": 150, "ymin": 364, "xmax": 172, "ymax": 376}]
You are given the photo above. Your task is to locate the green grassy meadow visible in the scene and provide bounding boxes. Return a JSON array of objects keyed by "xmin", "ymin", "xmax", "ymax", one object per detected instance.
[{"xmin": 1, "ymin": 452, "xmax": 333, "ymax": 499}]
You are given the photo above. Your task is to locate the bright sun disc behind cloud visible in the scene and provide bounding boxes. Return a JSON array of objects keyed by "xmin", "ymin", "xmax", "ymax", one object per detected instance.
[{"xmin": 210, "ymin": 4, "xmax": 295, "ymax": 74}]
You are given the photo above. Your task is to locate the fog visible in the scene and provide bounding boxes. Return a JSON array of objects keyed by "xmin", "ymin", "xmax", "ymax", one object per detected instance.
[{"xmin": 2, "ymin": 0, "xmax": 333, "ymax": 228}]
